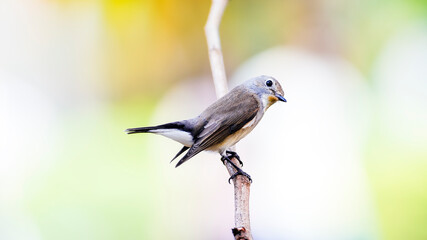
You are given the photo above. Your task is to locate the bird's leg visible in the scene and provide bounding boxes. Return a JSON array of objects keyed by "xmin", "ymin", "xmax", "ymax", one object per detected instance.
[
  {"xmin": 221, "ymin": 155, "xmax": 252, "ymax": 183},
  {"xmin": 225, "ymin": 150, "xmax": 243, "ymax": 167}
]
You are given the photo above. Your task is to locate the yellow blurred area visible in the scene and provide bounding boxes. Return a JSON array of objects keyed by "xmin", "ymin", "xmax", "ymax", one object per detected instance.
[{"xmin": 102, "ymin": 0, "xmax": 211, "ymax": 94}]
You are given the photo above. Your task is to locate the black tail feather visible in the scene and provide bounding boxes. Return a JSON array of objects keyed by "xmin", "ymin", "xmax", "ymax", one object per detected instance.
[
  {"xmin": 170, "ymin": 146, "xmax": 190, "ymax": 163},
  {"xmin": 175, "ymin": 146, "xmax": 203, "ymax": 168},
  {"xmin": 125, "ymin": 127, "xmax": 152, "ymax": 134},
  {"xmin": 125, "ymin": 121, "xmax": 189, "ymax": 134}
]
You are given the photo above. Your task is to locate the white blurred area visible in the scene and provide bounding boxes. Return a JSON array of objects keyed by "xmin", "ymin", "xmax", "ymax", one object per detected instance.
[
  {"xmin": 146, "ymin": 46, "xmax": 377, "ymax": 239},
  {"xmin": 0, "ymin": 0, "xmax": 105, "ymax": 239},
  {"xmin": 373, "ymin": 22, "xmax": 427, "ymax": 151},
  {"xmin": 0, "ymin": 72, "xmax": 48, "ymax": 240}
]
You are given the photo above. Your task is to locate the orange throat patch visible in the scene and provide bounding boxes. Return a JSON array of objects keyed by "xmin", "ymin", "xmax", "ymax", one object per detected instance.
[{"xmin": 266, "ymin": 95, "xmax": 278, "ymax": 109}]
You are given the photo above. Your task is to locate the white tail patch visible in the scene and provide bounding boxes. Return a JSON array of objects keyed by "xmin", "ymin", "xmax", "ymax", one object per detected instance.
[{"xmin": 151, "ymin": 129, "xmax": 193, "ymax": 147}]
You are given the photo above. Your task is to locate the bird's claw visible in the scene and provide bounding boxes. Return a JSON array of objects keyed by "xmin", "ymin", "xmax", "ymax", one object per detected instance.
[
  {"xmin": 221, "ymin": 152, "xmax": 252, "ymax": 183},
  {"xmin": 225, "ymin": 150, "xmax": 243, "ymax": 167},
  {"xmin": 228, "ymin": 170, "xmax": 252, "ymax": 184}
]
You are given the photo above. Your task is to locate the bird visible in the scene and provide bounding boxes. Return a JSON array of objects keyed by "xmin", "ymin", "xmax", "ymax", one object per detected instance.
[{"xmin": 125, "ymin": 75, "xmax": 286, "ymax": 182}]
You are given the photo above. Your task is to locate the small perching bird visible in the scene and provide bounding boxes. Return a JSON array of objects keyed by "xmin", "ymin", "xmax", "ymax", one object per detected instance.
[{"xmin": 126, "ymin": 75, "xmax": 286, "ymax": 182}]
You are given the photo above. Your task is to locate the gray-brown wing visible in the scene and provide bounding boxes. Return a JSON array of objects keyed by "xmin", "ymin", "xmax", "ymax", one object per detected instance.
[{"xmin": 175, "ymin": 94, "xmax": 259, "ymax": 167}]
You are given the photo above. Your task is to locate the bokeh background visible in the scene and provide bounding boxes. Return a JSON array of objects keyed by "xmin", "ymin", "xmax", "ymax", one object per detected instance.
[{"xmin": 1, "ymin": 0, "xmax": 427, "ymax": 239}]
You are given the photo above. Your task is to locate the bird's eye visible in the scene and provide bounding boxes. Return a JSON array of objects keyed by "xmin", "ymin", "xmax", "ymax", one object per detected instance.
[{"xmin": 265, "ymin": 80, "xmax": 273, "ymax": 87}]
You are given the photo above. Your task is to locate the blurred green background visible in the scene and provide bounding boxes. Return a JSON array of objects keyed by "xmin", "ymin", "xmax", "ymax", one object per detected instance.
[{"xmin": 1, "ymin": 0, "xmax": 427, "ymax": 239}]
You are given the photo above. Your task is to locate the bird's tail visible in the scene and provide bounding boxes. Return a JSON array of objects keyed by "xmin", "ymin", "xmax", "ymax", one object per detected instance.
[
  {"xmin": 125, "ymin": 126, "xmax": 155, "ymax": 134},
  {"xmin": 125, "ymin": 121, "xmax": 194, "ymax": 148},
  {"xmin": 125, "ymin": 121, "xmax": 188, "ymax": 134}
]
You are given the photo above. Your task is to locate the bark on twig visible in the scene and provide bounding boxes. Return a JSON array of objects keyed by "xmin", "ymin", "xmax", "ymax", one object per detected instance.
[{"xmin": 204, "ymin": 0, "xmax": 253, "ymax": 239}]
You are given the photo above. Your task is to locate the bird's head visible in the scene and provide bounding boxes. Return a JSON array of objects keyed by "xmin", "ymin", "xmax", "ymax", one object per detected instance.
[{"xmin": 246, "ymin": 75, "xmax": 286, "ymax": 110}]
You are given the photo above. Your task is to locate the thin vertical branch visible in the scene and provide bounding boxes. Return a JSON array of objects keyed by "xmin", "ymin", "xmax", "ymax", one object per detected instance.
[
  {"xmin": 205, "ymin": 0, "xmax": 229, "ymax": 97},
  {"xmin": 204, "ymin": 0, "xmax": 253, "ymax": 239}
]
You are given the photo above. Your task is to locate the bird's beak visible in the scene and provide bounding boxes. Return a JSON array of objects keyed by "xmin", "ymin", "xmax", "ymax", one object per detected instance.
[{"xmin": 276, "ymin": 94, "xmax": 287, "ymax": 102}]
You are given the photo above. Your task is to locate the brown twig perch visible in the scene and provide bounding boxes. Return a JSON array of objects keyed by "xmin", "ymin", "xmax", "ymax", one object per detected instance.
[{"xmin": 204, "ymin": 0, "xmax": 253, "ymax": 239}]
